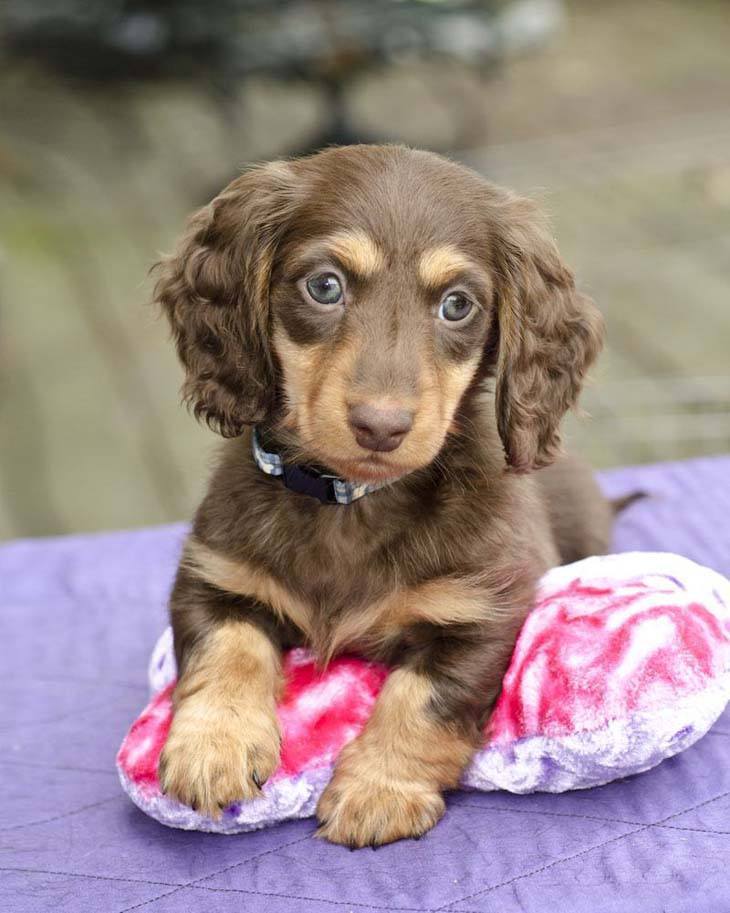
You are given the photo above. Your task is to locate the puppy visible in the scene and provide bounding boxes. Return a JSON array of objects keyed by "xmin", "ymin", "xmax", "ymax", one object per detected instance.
[{"xmin": 154, "ymin": 145, "xmax": 609, "ymax": 847}]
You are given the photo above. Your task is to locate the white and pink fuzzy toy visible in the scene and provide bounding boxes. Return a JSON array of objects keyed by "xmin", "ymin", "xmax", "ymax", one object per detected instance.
[{"xmin": 118, "ymin": 552, "xmax": 730, "ymax": 834}]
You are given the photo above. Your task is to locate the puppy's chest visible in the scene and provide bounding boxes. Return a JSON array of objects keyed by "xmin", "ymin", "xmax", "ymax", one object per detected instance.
[
  {"xmin": 270, "ymin": 563, "xmax": 483, "ymax": 663},
  {"xmin": 188, "ymin": 535, "xmax": 486, "ymax": 661},
  {"xmin": 265, "ymin": 547, "xmax": 407, "ymax": 659}
]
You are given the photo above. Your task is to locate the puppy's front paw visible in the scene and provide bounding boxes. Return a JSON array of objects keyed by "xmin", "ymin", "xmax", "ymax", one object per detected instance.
[
  {"xmin": 316, "ymin": 751, "xmax": 445, "ymax": 847},
  {"xmin": 158, "ymin": 702, "xmax": 280, "ymax": 819}
]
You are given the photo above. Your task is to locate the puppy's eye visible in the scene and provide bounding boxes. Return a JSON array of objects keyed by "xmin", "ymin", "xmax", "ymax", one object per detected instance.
[
  {"xmin": 305, "ymin": 273, "xmax": 343, "ymax": 306},
  {"xmin": 438, "ymin": 292, "xmax": 473, "ymax": 322}
]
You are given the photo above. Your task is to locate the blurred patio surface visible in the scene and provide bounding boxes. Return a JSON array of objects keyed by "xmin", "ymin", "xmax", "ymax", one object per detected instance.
[{"xmin": 1, "ymin": 0, "xmax": 729, "ymax": 538}]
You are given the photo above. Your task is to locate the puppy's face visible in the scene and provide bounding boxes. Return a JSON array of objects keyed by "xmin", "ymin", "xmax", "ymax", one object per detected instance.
[
  {"xmin": 156, "ymin": 146, "xmax": 604, "ymax": 477},
  {"xmin": 270, "ymin": 192, "xmax": 495, "ymax": 482}
]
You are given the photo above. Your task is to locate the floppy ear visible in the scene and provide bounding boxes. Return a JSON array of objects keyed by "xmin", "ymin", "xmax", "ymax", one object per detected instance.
[
  {"xmin": 491, "ymin": 193, "xmax": 605, "ymax": 472},
  {"xmin": 154, "ymin": 162, "xmax": 299, "ymax": 437}
]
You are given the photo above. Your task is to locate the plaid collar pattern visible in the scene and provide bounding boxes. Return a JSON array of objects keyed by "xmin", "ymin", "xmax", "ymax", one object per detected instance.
[{"xmin": 251, "ymin": 428, "xmax": 387, "ymax": 505}]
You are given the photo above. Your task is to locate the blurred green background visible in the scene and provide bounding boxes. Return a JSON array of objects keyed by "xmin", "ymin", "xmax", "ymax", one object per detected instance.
[{"xmin": 1, "ymin": 0, "xmax": 729, "ymax": 539}]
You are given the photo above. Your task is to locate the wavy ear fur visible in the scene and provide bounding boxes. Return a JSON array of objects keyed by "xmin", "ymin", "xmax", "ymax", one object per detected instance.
[
  {"xmin": 154, "ymin": 162, "xmax": 299, "ymax": 437},
  {"xmin": 491, "ymin": 193, "xmax": 605, "ymax": 472}
]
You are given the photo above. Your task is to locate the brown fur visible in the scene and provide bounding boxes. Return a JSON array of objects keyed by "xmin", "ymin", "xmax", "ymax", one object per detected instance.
[
  {"xmin": 188, "ymin": 536, "xmax": 508, "ymax": 664},
  {"xmin": 154, "ymin": 144, "xmax": 609, "ymax": 846}
]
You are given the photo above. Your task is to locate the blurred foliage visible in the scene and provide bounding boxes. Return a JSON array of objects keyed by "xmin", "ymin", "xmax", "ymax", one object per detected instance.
[
  {"xmin": 1, "ymin": 1, "xmax": 561, "ymax": 146},
  {"xmin": 2, "ymin": 0, "xmax": 251, "ymax": 80},
  {"xmin": 1, "ymin": 1, "xmax": 538, "ymax": 82}
]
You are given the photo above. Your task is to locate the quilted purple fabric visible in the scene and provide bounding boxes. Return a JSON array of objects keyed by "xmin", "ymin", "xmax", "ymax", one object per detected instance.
[{"xmin": 2, "ymin": 455, "xmax": 730, "ymax": 913}]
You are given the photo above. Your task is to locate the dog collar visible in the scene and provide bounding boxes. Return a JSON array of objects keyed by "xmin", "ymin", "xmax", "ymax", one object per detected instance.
[{"xmin": 251, "ymin": 428, "xmax": 386, "ymax": 505}]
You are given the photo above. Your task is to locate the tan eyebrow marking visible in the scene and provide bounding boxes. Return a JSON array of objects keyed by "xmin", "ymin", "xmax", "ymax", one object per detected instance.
[
  {"xmin": 418, "ymin": 245, "xmax": 478, "ymax": 288},
  {"xmin": 324, "ymin": 230, "xmax": 384, "ymax": 278}
]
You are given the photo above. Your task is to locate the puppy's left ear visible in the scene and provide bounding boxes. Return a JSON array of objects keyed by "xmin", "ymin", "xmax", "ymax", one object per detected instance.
[{"xmin": 491, "ymin": 192, "xmax": 605, "ymax": 472}]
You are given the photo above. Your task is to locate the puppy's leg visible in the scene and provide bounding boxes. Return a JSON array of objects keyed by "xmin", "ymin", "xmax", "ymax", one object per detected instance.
[
  {"xmin": 317, "ymin": 623, "xmax": 517, "ymax": 847},
  {"xmin": 158, "ymin": 568, "xmax": 283, "ymax": 818}
]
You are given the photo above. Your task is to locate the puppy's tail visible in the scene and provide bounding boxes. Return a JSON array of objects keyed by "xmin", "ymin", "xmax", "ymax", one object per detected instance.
[{"xmin": 611, "ymin": 490, "xmax": 649, "ymax": 515}]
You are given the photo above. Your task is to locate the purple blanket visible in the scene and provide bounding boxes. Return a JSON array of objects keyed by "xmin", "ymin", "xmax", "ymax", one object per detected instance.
[{"xmin": 3, "ymin": 456, "xmax": 730, "ymax": 913}]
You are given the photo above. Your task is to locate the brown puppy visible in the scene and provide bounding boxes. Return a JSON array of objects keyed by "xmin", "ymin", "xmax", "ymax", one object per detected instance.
[{"xmin": 154, "ymin": 145, "xmax": 609, "ymax": 847}]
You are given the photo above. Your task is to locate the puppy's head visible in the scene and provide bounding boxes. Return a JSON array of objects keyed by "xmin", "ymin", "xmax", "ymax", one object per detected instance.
[{"xmin": 155, "ymin": 146, "xmax": 603, "ymax": 481}]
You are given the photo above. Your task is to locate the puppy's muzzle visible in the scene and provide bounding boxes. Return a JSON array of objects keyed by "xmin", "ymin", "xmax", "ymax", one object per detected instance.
[{"xmin": 348, "ymin": 402, "xmax": 414, "ymax": 453}]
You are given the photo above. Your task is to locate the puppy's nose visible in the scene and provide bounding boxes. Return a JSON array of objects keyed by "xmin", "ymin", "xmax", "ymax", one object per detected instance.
[{"xmin": 348, "ymin": 403, "xmax": 414, "ymax": 453}]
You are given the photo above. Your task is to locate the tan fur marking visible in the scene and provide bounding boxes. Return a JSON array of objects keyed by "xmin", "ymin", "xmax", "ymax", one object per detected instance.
[
  {"xmin": 159, "ymin": 620, "xmax": 282, "ymax": 818},
  {"xmin": 448, "ymin": 354, "xmax": 483, "ymax": 400},
  {"xmin": 436, "ymin": 353, "xmax": 482, "ymax": 426},
  {"xmin": 307, "ymin": 331, "xmax": 364, "ymax": 454},
  {"xmin": 327, "ymin": 575, "xmax": 489, "ymax": 659},
  {"xmin": 316, "ymin": 668, "xmax": 475, "ymax": 846},
  {"xmin": 418, "ymin": 245, "xmax": 478, "ymax": 288},
  {"xmin": 326, "ymin": 230, "xmax": 384, "ymax": 278},
  {"xmin": 185, "ymin": 538, "xmax": 314, "ymax": 639},
  {"xmin": 391, "ymin": 577, "xmax": 488, "ymax": 627},
  {"xmin": 275, "ymin": 323, "xmax": 369, "ymax": 472},
  {"xmin": 271, "ymin": 323, "xmax": 330, "ymax": 442}
]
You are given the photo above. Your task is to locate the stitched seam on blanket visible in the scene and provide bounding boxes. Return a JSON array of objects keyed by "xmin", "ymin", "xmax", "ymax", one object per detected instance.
[
  {"xmin": 456, "ymin": 800, "xmax": 730, "ymax": 838},
  {"xmin": 0, "ymin": 866, "xmax": 179, "ymax": 889},
  {"xmin": 441, "ymin": 787, "xmax": 730, "ymax": 910},
  {"xmin": 0, "ymin": 867, "xmax": 426, "ymax": 913},
  {"xmin": 0, "ymin": 673, "xmax": 147, "ymax": 690},
  {"xmin": 0, "ymin": 759, "xmax": 118, "ymax": 776},
  {"xmin": 0, "ymin": 795, "xmax": 121, "ymax": 832},
  {"xmin": 0, "ymin": 865, "xmax": 445, "ymax": 912},
  {"xmin": 455, "ymin": 801, "xmax": 646, "ymax": 828},
  {"xmin": 2, "ymin": 789, "xmax": 728, "ymax": 910},
  {"xmin": 446, "ymin": 825, "xmax": 645, "ymax": 912},
  {"xmin": 0, "ymin": 698, "xmax": 134, "ymax": 732},
  {"xmin": 188, "ymin": 883, "xmax": 428, "ymax": 912},
  {"xmin": 115, "ymin": 831, "xmax": 314, "ymax": 913},
  {"xmin": 657, "ymin": 823, "xmax": 730, "ymax": 836}
]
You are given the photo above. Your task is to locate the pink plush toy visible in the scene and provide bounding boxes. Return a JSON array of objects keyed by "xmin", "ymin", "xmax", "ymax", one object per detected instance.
[{"xmin": 118, "ymin": 552, "xmax": 730, "ymax": 834}]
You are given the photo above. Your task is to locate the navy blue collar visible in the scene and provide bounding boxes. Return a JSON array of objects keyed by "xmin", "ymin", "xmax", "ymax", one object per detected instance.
[{"xmin": 251, "ymin": 428, "xmax": 387, "ymax": 505}]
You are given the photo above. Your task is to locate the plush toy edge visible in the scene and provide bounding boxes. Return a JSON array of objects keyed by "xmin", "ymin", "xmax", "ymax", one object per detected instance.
[
  {"xmin": 464, "ymin": 667, "xmax": 730, "ymax": 794},
  {"xmin": 118, "ymin": 667, "xmax": 730, "ymax": 835},
  {"xmin": 122, "ymin": 551, "xmax": 730, "ymax": 834},
  {"xmin": 117, "ymin": 763, "xmax": 332, "ymax": 835}
]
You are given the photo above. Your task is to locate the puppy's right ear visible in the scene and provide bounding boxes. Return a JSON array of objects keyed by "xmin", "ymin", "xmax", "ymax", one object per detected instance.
[{"xmin": 154, "ymin": 162, "xmax": 299, "ymax": 437}]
